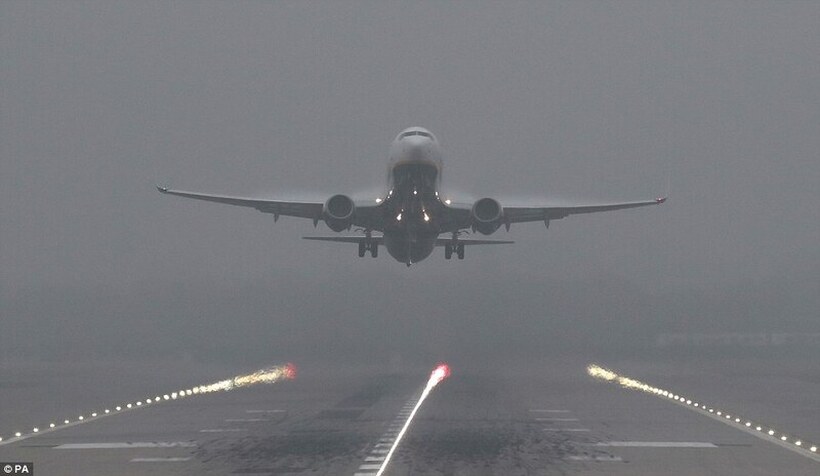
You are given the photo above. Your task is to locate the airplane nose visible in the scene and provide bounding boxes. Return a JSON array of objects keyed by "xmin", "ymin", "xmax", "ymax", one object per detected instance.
[{"xmin": 403, "ymin": 137, "xmax": 430, "ymax": 159}]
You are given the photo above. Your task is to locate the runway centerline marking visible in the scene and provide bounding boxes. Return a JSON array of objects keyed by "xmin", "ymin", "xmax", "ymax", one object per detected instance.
[
  {"xmin": 130, "ymin": 457, "xmax": 192, "ymax": 462},
  {"xmin": 55, "ymin": 442, "xmax": 196, "ymax": 449},
  {"xmin": 246, "ymin": 409, "xmax": 286, "ymax": 413},
  {"xmin": 225, "ymin": 418, "xmax": 266, "ymax": 422},
  {"xmin": 530, "ymin": 409, "xmax": 571, "ymax": 413},
  {"xmin": 567, "ymin": 455, "xmax": 623, "ymax": 462},
  {"xmin": 543, "ymin": 428, "xmax": 590, "ymax": 432},
  {"xmin": 536, "ymin": 417, "xmax": 579, "ymax": 421},
  {"xmin": 199, "ymin": 428, "xmax": 246, "ymax": 433},
  {"xmin": 596, "ymin": 441, "xmax": 718, "ymax": 448}
]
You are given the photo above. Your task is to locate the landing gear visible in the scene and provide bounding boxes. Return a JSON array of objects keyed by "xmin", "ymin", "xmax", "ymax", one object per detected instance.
[
  {"xmin": 357, "ymin": 230, "xmax": 377, "ymax": 258},
  {"xmin": 444, "ymin": 240, "xmax": 464, "ymax": 260}
]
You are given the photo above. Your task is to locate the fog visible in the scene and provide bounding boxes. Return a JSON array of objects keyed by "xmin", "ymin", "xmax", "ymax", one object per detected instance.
[{"xmin": 2, "ymin": 2, "xmax": 818, "ymax": 366}]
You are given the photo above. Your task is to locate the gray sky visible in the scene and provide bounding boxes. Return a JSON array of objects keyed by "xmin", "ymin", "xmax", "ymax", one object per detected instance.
[{"xmin": 2, "ymin": 1, "xmax": 818, "ymax": 362}]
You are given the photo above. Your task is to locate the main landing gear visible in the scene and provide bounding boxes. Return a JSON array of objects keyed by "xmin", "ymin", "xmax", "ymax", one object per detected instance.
[
  {"xmin": 357, "ymin": 231, "xmax": 378, "ymax": 258},
  {"xmin": 444, "ymin": 242, "xmax": 464, "ymax": 260}
]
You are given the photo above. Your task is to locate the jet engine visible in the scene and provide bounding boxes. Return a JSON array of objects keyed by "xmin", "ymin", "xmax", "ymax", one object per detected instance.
[
  {"xmin": 323, "ymin": 194, "xmax": 356, "ymax": 232},
  {"xmin": 471, "ymin": 197, "xmax": 503, "ymax": 235}
]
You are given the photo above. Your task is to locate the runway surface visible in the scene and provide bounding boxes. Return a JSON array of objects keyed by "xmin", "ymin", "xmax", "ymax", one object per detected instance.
[{"xmin": 1, "ymin": 355, "xmax": 818, "ymax": 475}]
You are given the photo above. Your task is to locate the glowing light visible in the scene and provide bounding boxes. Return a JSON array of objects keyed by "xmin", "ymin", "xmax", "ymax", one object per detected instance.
[
  {"xmin": 0, "ymin": 438, "xmax": 3, "ymax": 442},
  {"xmin": 445, "ymin": 199, "xmax": 451, "ymax": 205},
  {"xmin": 126, "ymin": 404, "xmax": 132, "ymax": 409},
  {"xmin": 49, "ymin": 423, "xmax": 55, "ymax": 428},
  {"xmin": 376, "ymin": 198, "xmax": 382, "ymax": 203},
  {"xmin": 64, "ymin": 420, "xmax": 70, "ymax": 424},
  {"xmin": 78, "ymin": 416, "xmax": 84, "ymax": 420},
  {"xmin": 586, "ymin": 363, "xmax": 818, "ymax": 458},
  {"xmin": 32, "ymin": 428, "xmax": 38, "ymax": 433},
  {"xmin": 423, "ymin": 213, "xmax": 430, "ymax": 222},
  {"xmin": 91, "ymin": 413, "xmax": 97, "ymax": 417},
  {"xmin": 136, "ymin": 402, "xmax": 142, "ymax": 406},
  {"xmin": 376, "ymin": 363, "xmax": 451, "ymax": 476},
  {"xmin": 396, "ymin": 213, "xmax": 402, "ymax": 221},
  {"xmin": 14, "ymin": 432, "xmax": 21, "ymax": 437},
  {"xmin": 413, "ymin": 190, "xmax": 417, "ymax": 195},
  {"xmin": 115, "ymin": 406, "xmax": 121, "ymax": 411},
  {"xmin": 163, "ymin": 395, "xmax": 169, "ymax": 400},
  {"xmin": 104, "ymin": 409, "xmax": 110, "ymax": 414}
]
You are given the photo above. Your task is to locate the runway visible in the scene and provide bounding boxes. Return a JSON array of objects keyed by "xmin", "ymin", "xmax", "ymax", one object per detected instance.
[{"xmin": 1, "ymin": 356, "xmax": 818, "ymax": 475}]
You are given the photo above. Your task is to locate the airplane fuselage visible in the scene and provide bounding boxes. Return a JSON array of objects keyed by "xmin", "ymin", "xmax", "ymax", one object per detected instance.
[{"xmin": 380, "ymin": 127, "xmax": 445, "ymax": 265}]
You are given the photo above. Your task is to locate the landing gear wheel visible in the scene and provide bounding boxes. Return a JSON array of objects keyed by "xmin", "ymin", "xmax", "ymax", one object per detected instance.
[
  {"xmin": 370, "ymin": 243, "xmax": 378, "ymax": 258},
  {"xmin": 358, "ymin": 242, "xmax": 366, "ymax": 257},
  {"xmin": 457, "ymin": 243, "xmax": 465, "ymax": 260},
  {"xmin": 444, "ymin": 243, "xmax": 453, "ymax": 260}
]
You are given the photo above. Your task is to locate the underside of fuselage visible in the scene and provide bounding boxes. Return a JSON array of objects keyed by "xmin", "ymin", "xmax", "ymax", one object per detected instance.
[{"xmin": 381, "ymin": 161, "xmax": 443, "ymax": 265}]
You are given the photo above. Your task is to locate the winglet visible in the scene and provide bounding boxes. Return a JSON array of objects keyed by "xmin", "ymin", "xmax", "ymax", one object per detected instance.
[
  {"xmin": 156, "ymin": 185, "xmax": 169, "ymax": 193},
  {"xmin": 656, "ymin": 197, "xmax": 667, "ymax": 204}
]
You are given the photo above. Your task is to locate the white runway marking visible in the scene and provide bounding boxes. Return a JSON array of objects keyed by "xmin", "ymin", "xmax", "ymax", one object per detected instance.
[
  {"xmin": 246, "ymin": 409, "xmax": 286, "ymax": 413},
  {"xmin": 596, "ymin": 441, "xmax": 718, "ymax": 448},
  {"xmin": 225, "ymin": 418, "xmax": 266, "ymax": 422},
  {"xmin": 353, "ymin": 473, "xmax": 377, "ymax": 476},
  {"xmin": 543, "ymin": 428, "xmax": 590, "ymax": 432},
  {"xmin": 199, "ymin": 428, "xmax": 246, "ymax": 433},
  {"xmin": 365, "ymin": 456, "xmax": 386, "ymax": 462},
  {"xmin": 359, "ymin": 464, "xmax": 381, "ymax": 470},
  {"xmin": 536, "ymin": 417, "xmax": 579, "ymax": 421},
  {"xmin": 55, "ymin": 442, "xmax": 196, "ymax": 449},
  {"xmin": 530, "ymin": 409, "xmax": 571, "ymax": 413},
  {"xmin": 130, "ymin": 457, "xmax": 192, "ymax": 462},
  {"xmin": 567, "ymin": 455, "xmax": 623, "ymax": 462}
]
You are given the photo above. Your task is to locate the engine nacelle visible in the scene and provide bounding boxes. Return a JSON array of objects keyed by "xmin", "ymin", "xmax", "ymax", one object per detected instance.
[
  {"xmin": 323, "ymin": 194, "xmax": 356, "ymax": 232},
  {"xmin": 471, "ymin": 197, "xmax": 503, "ymax": 235}
]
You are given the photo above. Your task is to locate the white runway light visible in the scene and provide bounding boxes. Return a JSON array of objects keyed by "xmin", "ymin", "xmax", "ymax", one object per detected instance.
[
  {"xmin": 376, "ymin": 363, "xmax": 451, "ymax": 476},
  {"xmin": 587, "ymin": 363, "xmax": 820, "ymax": 463},
  {"xmin": 0, "ymin": 362, "xmax": 296, "ymax": 448}
]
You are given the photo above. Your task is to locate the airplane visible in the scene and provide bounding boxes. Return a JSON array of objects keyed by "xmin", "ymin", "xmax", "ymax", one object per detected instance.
[{"xmin": 158, "ymin": 127, "xmax": 665, "ymax": 266}]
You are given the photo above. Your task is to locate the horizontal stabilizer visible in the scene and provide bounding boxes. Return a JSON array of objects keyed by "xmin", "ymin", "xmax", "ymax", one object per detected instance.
[
  {"xmin": 303, "ymin": 236, "xmax": 384, "ymax": 244},
  {"xmin": 434, "ymin": 238, "xmax": 514, "ymax": 246}
]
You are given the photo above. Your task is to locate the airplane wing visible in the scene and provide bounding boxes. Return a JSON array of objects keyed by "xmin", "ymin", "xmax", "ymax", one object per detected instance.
[
  {"xmin": 157, "ymin": 186, "xmax": 323, "ymax": 219},
  {"xmin": 504, "ymin": 197, "xmax": 667, "ymax": 226},
  {"xmin": 440, "ymin": 196, "xmax": 665, "ymax": 231},
  {"xmin": 157, "ymin": 186, "xmax": 383, "ymax": 229}
]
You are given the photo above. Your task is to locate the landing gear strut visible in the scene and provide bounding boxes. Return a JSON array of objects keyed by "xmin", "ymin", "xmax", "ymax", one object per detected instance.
[
  {"xmin": 444, "ymin": 234, "xmax": 465, "ymax": 260},
  {"xmin": 358, "ymin": 230, "xmax": 378, "ymax": 258}
]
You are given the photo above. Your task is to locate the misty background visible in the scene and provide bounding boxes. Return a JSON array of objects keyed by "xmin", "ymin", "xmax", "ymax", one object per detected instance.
[{"xmin": 1, "ymin": 2, "xmax": 818, "ymax": 366}]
